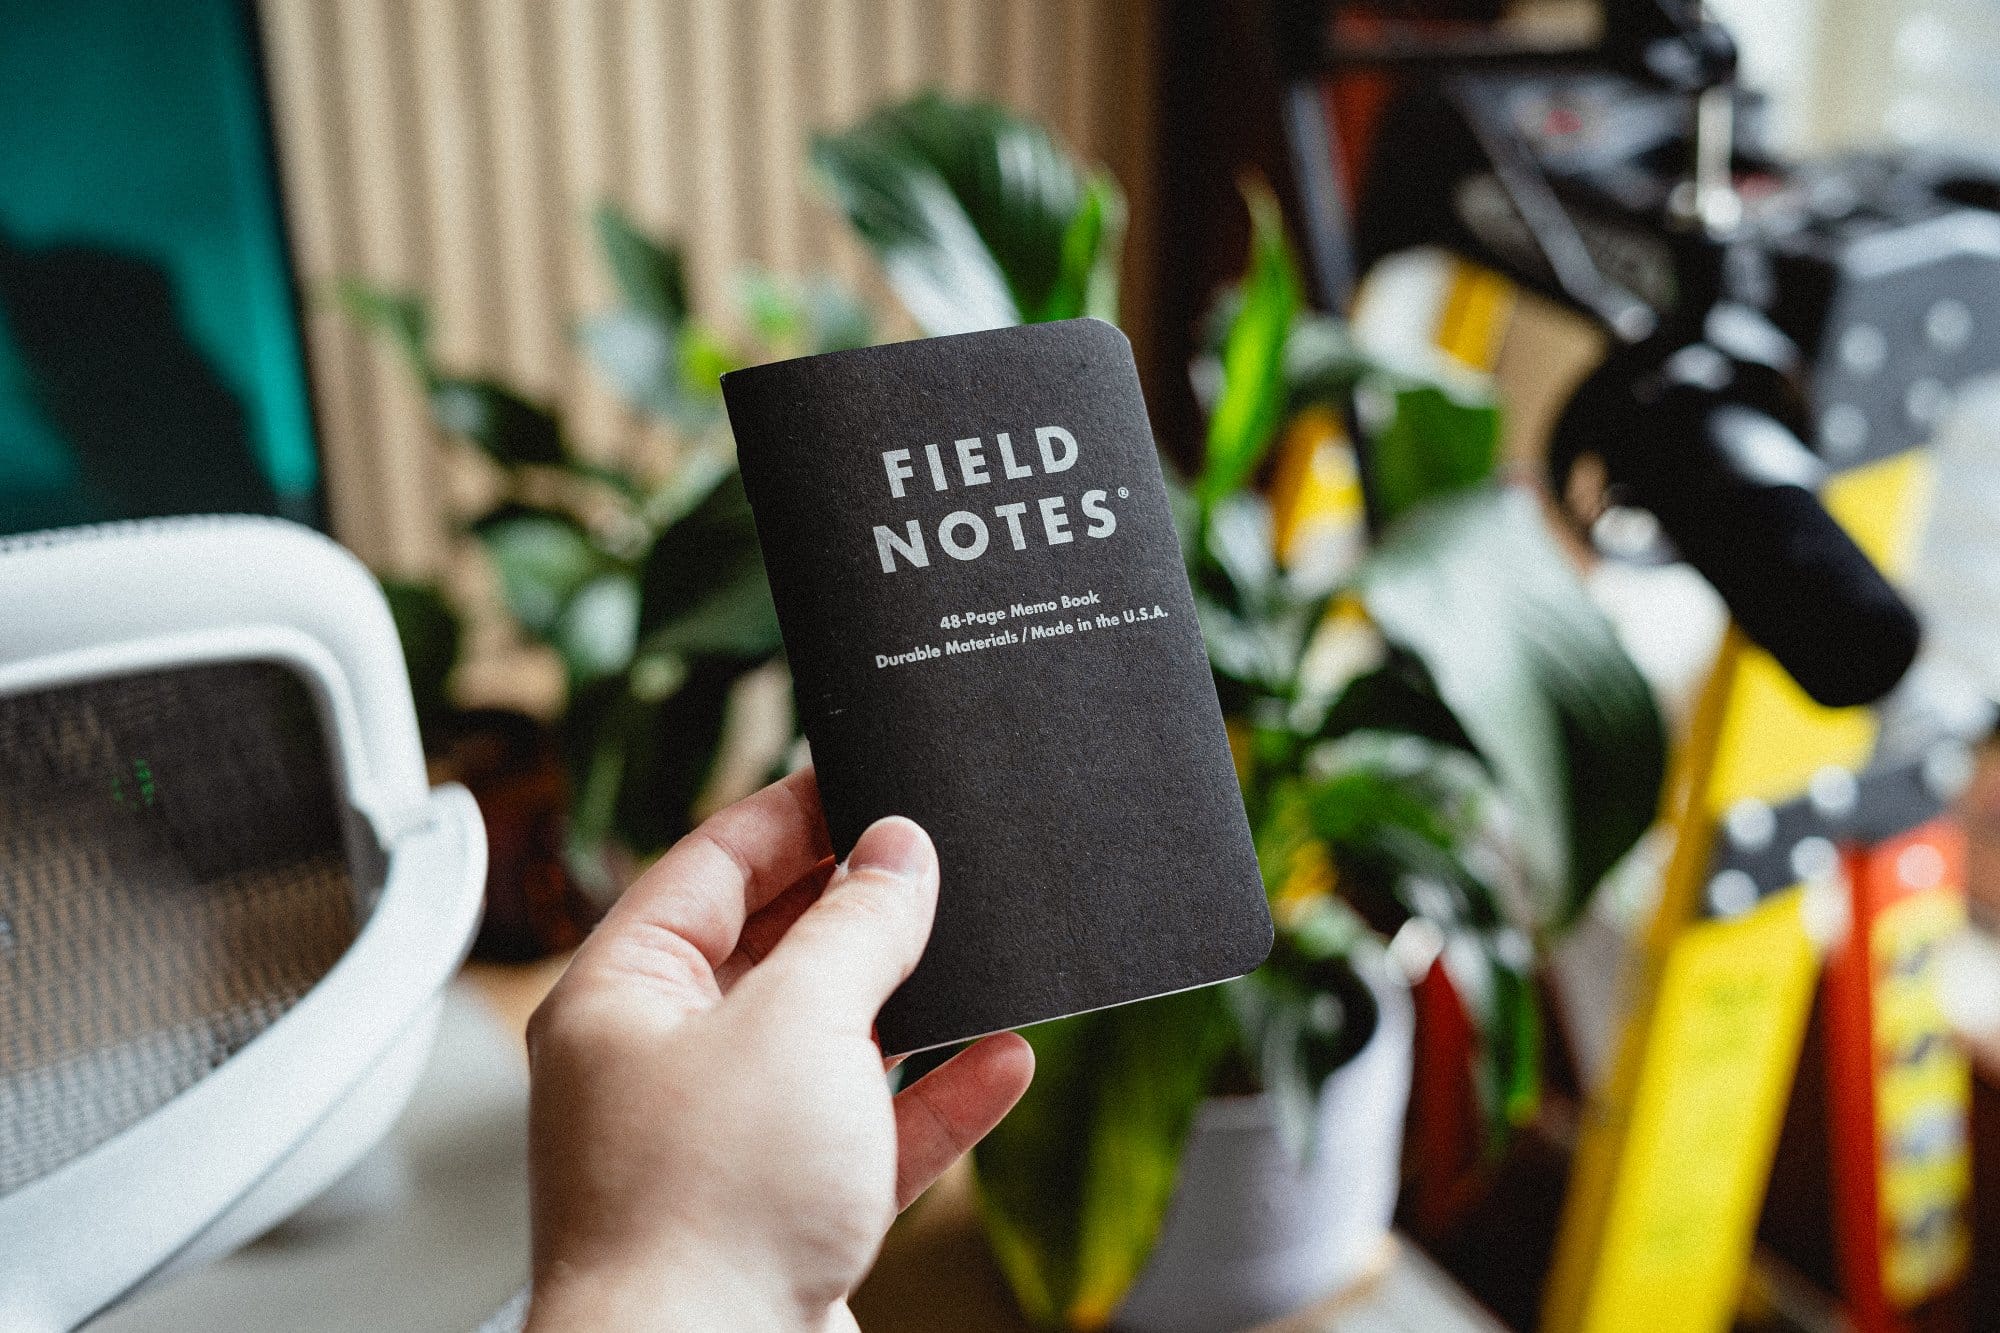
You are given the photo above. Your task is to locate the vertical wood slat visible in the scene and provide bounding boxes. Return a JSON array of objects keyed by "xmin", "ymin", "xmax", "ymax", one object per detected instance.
[
  {"xmin": 410, "ymin": 2, "xmax": 488, "ymax": 374},
  {"xmin": 942, "ymin": 0, "xmax": 983, "ymax": 92},
  {"xmin": 552, "ymin": 0, "xmax": 630, "ymax": 458},
  {"xmin": 332, "ymin": 0, "xmax": 441, "ymax": 572},
  {"xmin": 1001, "ymin": 1, "xmax": 1044, "ymax": 112},
  {"xmin": 814, "ymin": 0, "xmax": 870, "ymax": 297},
  {"xmin": 686, "ymin": 0, "xmax": 744, "ymax": 320},
  {"xmin": 259, "ymin": 0, "xmax": 1161, "ymax": 573},
  {"xmin": 884, "ymin": 0, "xmax": 924, "ymax": 94},
  {"xmin": 480, "ymin": 0, "xmax": 564, "ymax": 398},
  {"xmin": 258, "ymin": 1, "xmax": 375, "ymax": 559},
  {"xmin": 751, "ymin": 0, "xmax": 802, "ymax": 277}
]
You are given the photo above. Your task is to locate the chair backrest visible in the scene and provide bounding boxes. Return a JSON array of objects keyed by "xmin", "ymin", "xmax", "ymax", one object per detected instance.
[{"xmin": 0, "ymin": 516, "xmax": 485, "ymax": 1331}]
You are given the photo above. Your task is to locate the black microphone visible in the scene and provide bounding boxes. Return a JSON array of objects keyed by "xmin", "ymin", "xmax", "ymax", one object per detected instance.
[{"xmin": 1553, "ymin": 342, "xmax": 1922, "ymax": 709}]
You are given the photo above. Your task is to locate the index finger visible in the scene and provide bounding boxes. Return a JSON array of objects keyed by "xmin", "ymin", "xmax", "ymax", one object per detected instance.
[{"xmin": 584, "ymin": 767, "xmax": 833, "ymax": 977}]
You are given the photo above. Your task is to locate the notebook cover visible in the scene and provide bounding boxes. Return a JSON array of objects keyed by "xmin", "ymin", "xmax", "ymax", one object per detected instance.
[{"xmin": 722, "ymin": 318, "xmax": 1272, "ymax": 1055}]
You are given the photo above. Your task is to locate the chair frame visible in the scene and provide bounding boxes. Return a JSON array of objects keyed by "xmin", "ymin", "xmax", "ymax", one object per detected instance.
[{"xmin": 0, "ymin": 516, "xmax": 486, "ymax": 1331}]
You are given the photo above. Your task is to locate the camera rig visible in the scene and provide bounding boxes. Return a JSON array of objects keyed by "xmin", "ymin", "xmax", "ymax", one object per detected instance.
[{"xmin": 1278, "ymin": 0, "xmax": 2000, "ymax": 708}]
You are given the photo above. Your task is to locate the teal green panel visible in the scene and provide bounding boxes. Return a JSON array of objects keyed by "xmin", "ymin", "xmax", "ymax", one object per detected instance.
[{"xmin": 0, "ymin": 0, "xmax": 319, "ymax": 534}]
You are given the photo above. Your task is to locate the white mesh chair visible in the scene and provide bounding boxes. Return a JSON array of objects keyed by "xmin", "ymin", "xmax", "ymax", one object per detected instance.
[{"xmin": 0, "ymin": 516, "xmax": 487, "ymax": 1331}]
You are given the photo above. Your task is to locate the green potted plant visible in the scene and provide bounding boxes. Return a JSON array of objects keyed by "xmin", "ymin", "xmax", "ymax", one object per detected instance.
[
  {"xmin": 811, "ymin": 93, "xmax": 1665, "ymax": 1329},
  {"xmin": 345, "ymin": 210, "xmax": 870, "ymax": 914},
  {"xmin": 353, "ymin": 89, "xmax": 1663, "ymax": 1328}
]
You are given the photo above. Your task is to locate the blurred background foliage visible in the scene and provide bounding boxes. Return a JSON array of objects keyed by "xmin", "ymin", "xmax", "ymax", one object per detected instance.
[
  {"xmin": 347, "ymin": 208, "xmax": 868, "ymax": 887},
  {"xmin": 349, "ymin": 89, "xmax": 1664, "ymax": 1330}
]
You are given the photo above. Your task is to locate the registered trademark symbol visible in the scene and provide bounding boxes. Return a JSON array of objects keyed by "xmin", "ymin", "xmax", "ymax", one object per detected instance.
[{"xmin": 1117, "ymin": 487, "xmax": 1129, "ymax": 499}]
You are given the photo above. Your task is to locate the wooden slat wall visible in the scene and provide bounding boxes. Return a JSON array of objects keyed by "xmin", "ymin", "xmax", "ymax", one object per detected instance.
[{"xmin": 258, "ymin": 0, "xmax": 1160, "ymax": 575}]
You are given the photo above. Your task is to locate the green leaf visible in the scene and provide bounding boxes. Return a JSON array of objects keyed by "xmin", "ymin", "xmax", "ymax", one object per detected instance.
[
  {"xmin": 631, "ymin": 461, "xmax": 781, "ymax": 682},
  {"xmin": 562, "ymin": 659, "xmax": 753, "ymax": 860},
  {"xmin": 1194, "ymin": 594, "xmax": 1280, "ymax": 692},
  {"xmin": 560, "ymin": 675, "xmax": 638, "ymax": 878},
  {"xmin": 637, "ymin": 471, "xmax": 770, "ymax": 640},
  {"xmin": 473, "ymin": 506, "xmax": 606, "ymax": 640},
  {"xmin": 378, "ymin": 577, "xmax": 460, "ymax": 736},
  {"xmin": 554, "ymin": 571, "xmax": 640, "ymax": 684},
  {"xmin": 679, "ymin": 323, "xmax": 740, "ymax": 392},
  {"xmin": 797, "ymin": 276, "xmax": 876, "ymax": 352},
  {"xmin": 739, "ymin": 268, "xmax": 808, "ymax": 348},
  {"xmin": 974, "ymin": 988, "xmax": 1236, "ymax": 1328},
  {"xmin": 1356, "ymin": 488, "xmax": 1665, "ymax": 929},
  {"xmin": 813, "ymin": 128, "xmax": 1017, "ymax": 334},
  {"xmin": 577, "ymin": 308, "xmax": 676, "ymax": 417},
  {"xmin": 430, "ymin": 377, "xmax": 567, "ymax": 467},
  {"xmin": 811, "ymin": 123, "xmax": 1018, "ymax": 332},
  {"xmin": 642, "ymin": 559, "xmax": 781, "ymax": 661},
  {"xmin": 1300, "ymin": 737, "xmax": 1493, "ymax": 898},
  {"xmin": 1049, "ymin": 175, "xmax": 1126, "ymax": 327},
  {"xmin": 739, "ymin": 269, "xmax": 875, "ymax": 355},
  {"xmin": 593, "ymin": 203, "xmax": 689, "ymax": 324},
  {"xmin": 813, "ymin": 92, "xmax": 1120, "ymax": 334},
  {"xmin": 560, "ymin": 457, "xmax": 648, "ymax": 506},
  {"xmin": 1198, "ymin": 182, "xmax": 1301, "ymax": 504},
  {"xmin": 342, "ymin": 279, "xmax": 576, "ymax": 469},
  {"xmin": 1202, "ymin": 492, "xmax": 1278, "ymax": 608},
  {"xmin": 639, "ymin": 441, "xmax": 737, "ymax": 532},
  {"xmin": 1292, "ymin": 736, "xmax": 1541, "ymax": 1137},
  {"xmin": 580, "ymin": 207, "xmax": 747, "ymax": 431},
  {"xmin": 614, "ymin": 657, "xmax": 750, "ymax": 854},
  {"xmin": 1359, "ymin": 377, "xmax": 1501, "ymax": 528},
  {"xmin": 337, "ymin": 278, "xmax": 430, "ymax": 379},
  {"xmin": 473, "ymin": 496, "xmax": 642, "ymax": 687},
  {"xmin": 1163, "ymin": 465, "xmax": 1201, "ymax": 561},
  {"xmin": 576, "ymin": 308, "xmax": 726, "ymax": 431},
  {"xmin": 1486, "ymin": 954, "xmax": 1543, "ymax": 1134},
  {"xmin": 1226, "ymin": 905, "xmax": 1379, "ymax": 1161},
  {"xmin": 1281, "ymin": 313, "xmax": 1369, "ymax": 408},
  {"xmin": 1319, "ymin": 650, "xmax": 1481, "ymax": 761},
  {"xmin": 1189, "ymin": 493, "xmax": 1342, "ymax": 698}
]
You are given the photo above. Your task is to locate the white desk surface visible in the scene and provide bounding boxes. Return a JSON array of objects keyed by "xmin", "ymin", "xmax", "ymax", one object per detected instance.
[
  {"xmin": 91, "ymin": 968, "xmax": 1503, "ymax": 1333},
  {"xmin": 94, "ymin": 982, "xmax": 532, "ymax": 1333}
]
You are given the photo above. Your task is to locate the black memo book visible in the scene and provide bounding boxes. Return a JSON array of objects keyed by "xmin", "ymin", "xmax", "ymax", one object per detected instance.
[{"xmin": 722, "ymin": 318, "xmax": 1272, "ymax": 1055}]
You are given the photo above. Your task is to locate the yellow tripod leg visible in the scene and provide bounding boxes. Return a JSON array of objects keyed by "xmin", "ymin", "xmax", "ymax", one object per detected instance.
[{"xmin": 1544, "ymin": 451, "xmax": 1933, "ymax": 1333}]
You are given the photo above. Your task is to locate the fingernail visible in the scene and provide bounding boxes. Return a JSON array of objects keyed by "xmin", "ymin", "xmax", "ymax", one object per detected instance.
[{"xmin": 846, "ymin": 816, "xmax": 933, "ymax": 881}]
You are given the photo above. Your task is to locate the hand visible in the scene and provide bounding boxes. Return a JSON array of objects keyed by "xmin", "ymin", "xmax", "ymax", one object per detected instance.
[{"xmin": 522, "ymin": 769, "xmax": 1034, "ymax": 1332}]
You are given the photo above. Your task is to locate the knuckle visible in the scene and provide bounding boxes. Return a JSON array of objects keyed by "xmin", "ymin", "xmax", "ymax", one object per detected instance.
[
  {"xmin": 826, "ymin": 875, "xmax": 902, "ymax": 925},
  {"xmin": 605, "ymin": 917, "xmax": 721, "ymax": 995},
  {"xmin": 523, "ymin": 987, "xmax": 581, "ymax": 1064},
  {"xmin": 813, "ymin": 877, "xmax": 924, "ymax": 952}
]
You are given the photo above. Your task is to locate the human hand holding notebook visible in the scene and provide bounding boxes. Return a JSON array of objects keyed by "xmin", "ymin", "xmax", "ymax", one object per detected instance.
[{"xmin": 722, "ymin": 318, "xmax": 1272, "ymax": 1055}]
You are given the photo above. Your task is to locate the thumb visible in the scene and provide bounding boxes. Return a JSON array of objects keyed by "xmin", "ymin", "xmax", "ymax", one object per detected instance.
[{"xmin": 755, "ymin": 815, "xmax": 938, "ymax": 1032}]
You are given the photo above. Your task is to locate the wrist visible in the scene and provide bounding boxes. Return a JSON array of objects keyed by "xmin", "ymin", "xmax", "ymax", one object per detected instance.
[{"xmin": 525, "ymin": 1253, "xmax": 818, "ymax": 1333}]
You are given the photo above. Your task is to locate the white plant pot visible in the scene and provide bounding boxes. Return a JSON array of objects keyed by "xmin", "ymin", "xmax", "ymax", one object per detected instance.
[{"xmin": 1113, "ymin": 961, "xmax": 1415, "ymax": 1333}]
